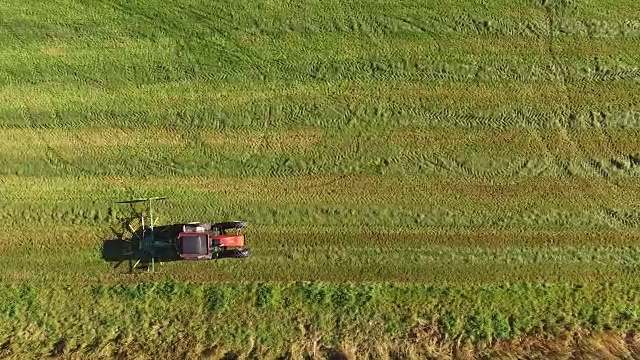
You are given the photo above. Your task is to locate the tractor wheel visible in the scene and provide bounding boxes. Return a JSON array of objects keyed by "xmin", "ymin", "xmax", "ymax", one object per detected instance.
[
  {"xmin": 233, "ymin": 248, "xmax": 250, "ymax": 258},
  {"xmin": 214, "ymin": 221, "xmax": 248, "ymax": 231}
]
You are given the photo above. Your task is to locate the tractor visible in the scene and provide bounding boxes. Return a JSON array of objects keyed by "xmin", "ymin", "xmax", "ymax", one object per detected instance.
[
  {"xmin": 178, "ymin": 221, "xmax": 250, "ymax": 260},
  {"xmin": 110, "ymin": 197, "xmax": 249, "ymax": 272}
]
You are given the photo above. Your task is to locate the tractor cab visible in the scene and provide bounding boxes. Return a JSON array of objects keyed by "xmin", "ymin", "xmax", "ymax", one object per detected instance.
[
  {"xmin": 177, "ymin": 232, "xmax": 210, "ymax": 259},
  {"xmin": 176, "ymin": 221, "xmax": 249, "ymax": 259}
]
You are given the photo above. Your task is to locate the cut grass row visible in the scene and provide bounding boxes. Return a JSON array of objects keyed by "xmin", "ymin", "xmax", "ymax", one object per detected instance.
[
  {"xmin": 3, "ymin": 81, "xmax": 639, "ymax": 127},
  {"xmin": 0, "ymin": 127, "xmax": 639, "ymax": 178},
  {"xmin": 2, "ymin": 175, "xmax": 640, "ymax": 230},
  {"xmin": 0, "ymin": 225, "xmax": 638, "ymax": 284},
  {"xmin": 2, "ymin": 0, "xmax": 639, "ymax": 48},
  {"xmin": 5, "ymin": 198, "xmax": 640, "ymax": 230},
  {"xmin": 2, "ymin": 124, "xmax": 640, "ymax": 154},
  {"xmin": 3, "ymin": 36, "xmax": 640, "ymax": 86}
]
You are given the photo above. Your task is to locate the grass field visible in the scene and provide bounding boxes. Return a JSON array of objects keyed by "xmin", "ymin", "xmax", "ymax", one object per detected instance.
[{"xmin": 1, "ymin": 0, "xmax": 640, "ymax": 358}]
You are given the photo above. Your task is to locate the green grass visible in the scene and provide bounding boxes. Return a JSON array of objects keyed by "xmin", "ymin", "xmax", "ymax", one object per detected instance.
[
  {"xmin": 1, "ymin": 281, "xmax": 639, "ymax": 358},
  {"xmin": 1, "ymin": 0, "xmax": 640, "ymax": 357}
]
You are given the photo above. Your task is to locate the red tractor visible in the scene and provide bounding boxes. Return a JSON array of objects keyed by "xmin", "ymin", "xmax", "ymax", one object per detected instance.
[
  {"xmin": 111, "ymin": 197, "xmax": 250, "ymax": 272},
  {"xmin": 177, "ymin": 221, "xmax": 250, "ymax": 259}
]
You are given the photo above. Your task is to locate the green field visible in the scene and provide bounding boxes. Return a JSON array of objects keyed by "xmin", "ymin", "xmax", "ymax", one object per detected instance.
[{"xmin": 1, "ymin": 0, "xmax": 640, "ymax": 358}]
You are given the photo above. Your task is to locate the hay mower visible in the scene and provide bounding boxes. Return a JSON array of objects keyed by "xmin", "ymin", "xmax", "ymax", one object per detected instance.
[{"xmin": 113, "ymin": 197, "xmax": 249, "ymax": 272}]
